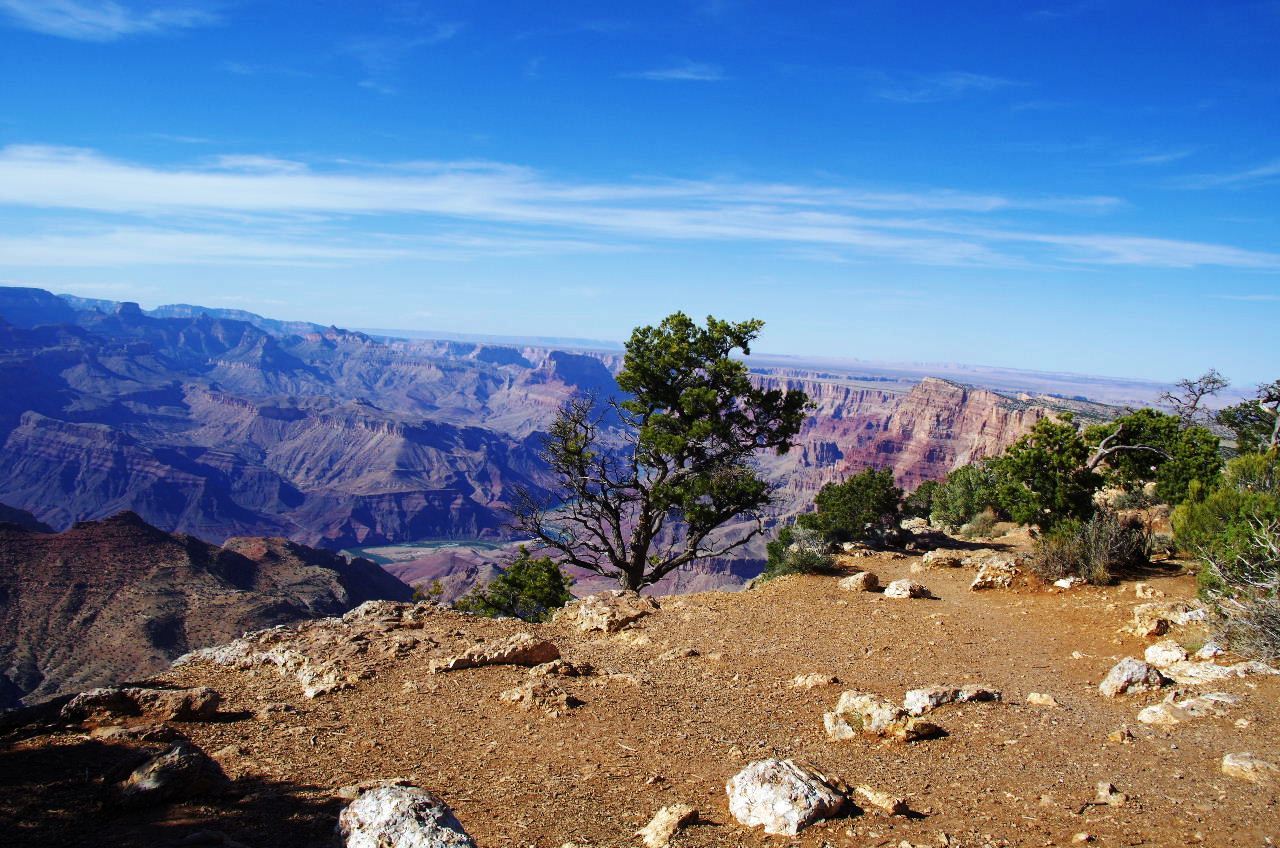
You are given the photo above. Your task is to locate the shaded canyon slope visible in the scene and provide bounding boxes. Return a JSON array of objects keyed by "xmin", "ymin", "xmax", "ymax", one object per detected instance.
[
  {"xmin": 0, "ymin": 511, "xmax": 414, "ymax": 709},
  {"xmin": 0, "ymin": 286, "xmax": 1114, "ymax": 576}
]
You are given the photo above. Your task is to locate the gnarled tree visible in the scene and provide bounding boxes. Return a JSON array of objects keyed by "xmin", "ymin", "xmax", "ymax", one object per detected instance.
[{"xmin": 510, "ymin": 313, "xmax": 810, "ymax": 590}]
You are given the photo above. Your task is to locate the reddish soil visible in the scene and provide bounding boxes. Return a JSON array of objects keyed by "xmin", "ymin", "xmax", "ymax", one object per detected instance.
[{"xmin": 3, "ymin": 541, "xmax": 1278, "ymax": 847}]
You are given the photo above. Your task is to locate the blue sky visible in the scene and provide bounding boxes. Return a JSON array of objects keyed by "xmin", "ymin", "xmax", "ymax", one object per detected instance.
[{"xmin": 0, "ymin": 1, "xmax": 1277, "ymax": 383}]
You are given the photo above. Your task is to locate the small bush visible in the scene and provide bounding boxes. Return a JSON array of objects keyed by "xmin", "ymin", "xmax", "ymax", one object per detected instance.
[
  {"xmin": 1201, "ymin": 518, "xmax": 1280, "ymax": 661},
  {"xmin": 763, "ymin": 526, "xmax": 833, "ymax": 580},
  {"xmin": 958, "ymin": 509, "xmax": 998, "ymax": 539},
  {"xmin": 930, "ymin": 463, "xmax": 1003, "ymax": 528},
  {"xmin": 454, "ymin": 547, "xmax": 574, "ymax": 622},
  {"xmin": 797, "ymin": 467, "xmax": 902, "ymax": 545},
  {"xmin": 1029, "ymin": 511, "xmax": 1148, "ymax": 585}
]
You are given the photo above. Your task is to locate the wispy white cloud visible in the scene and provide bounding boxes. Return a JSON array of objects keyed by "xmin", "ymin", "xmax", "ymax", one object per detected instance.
[
  {"xmin": 865, "ymin": 70, "xmax": 1024, "ymax": 103},
  {"xmin": 340, "ymin": 25, "xmax": 463, "ymax": 94},
  {"xmin": 0, "ymin": 0, "xmax": 217, "ymax": 41},
  {"xmin": 1119, "ymin": 148, "xmax": 1197, "ymax": 166},
  {"xmin": 1173, "ymin": 158, "xmax": 1280, "ymax": 189},
  {"xmin": 623, "ymin": 60, "xmax": 726, "ymax": 81},
  {"xmin": 0, "ymin": 145, "xmax": 1275, "ymax": 272}
]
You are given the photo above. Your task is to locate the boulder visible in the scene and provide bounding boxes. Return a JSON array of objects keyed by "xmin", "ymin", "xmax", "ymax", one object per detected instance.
[
  {"xmin": 922, "ymin": 550, "xmax": 962, "ymax": 568},
  {"xmin": 883, "ymin": 579, "xmax": 932, "ymax": 599},
  {"xmin": 837, "ymin": 572, "xmax": 879, "ymax": 592},
  {"xmin": 62, "ymin": 686, "xmax": 221, "ymax": 723},
  {"xmin": 430, "ymin": 633, "xmax": 560, "ymax": 672},
  {"xmin": 1098, "ymin": 658, "xmax": 1169, "ymax": 698},
  {"xmin": 637, "ymin": 804, "xmax": 698, "ymax": 848},
  {"xmin": 119, "ymin": 743, "xmax": 214, "ymax": 805},
  {"xmin": 556, "ymin": 590, "xmax": 659, "ymax": 633},
  {"xmin": 900, "ymin": 517, "xmax": 930, "ymax": 533},
  {"xmin": 903, "ymin": 684, "xmax": 1001, "ymax": 716},
  {"xmin": 725, "ymin": 759, "xmax": 846, "ymax": 835},
  {"xmin": 1221, "ymin": 753, "xmax": 1279, "ymax": 785},
  {"xmin": 1143, "ymin": 640, "xmax": 1188, "ymax": 669},
  {"xmin": 1137, "ymin": 692, "xmax": 1238, "ymax": 727},
  {"xmin": 823, "ymin": 690, "xmax": 942, "ymax": 742},
  {"xmin": 970, "ymin": 561, "xmax": 1018, "ymax": 591},
  {"xmin": 338, "ymin": 785, "xmax": 476, "ymax": 847}
]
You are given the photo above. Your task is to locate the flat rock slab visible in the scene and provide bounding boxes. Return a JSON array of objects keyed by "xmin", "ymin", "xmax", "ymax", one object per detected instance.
[
  {"xmin": 430, "ymin": 633, "xmax": 560, "ymax": 672},
  {"xmin": 556, "ymin": 590, "xmax": 659, "ymax": 633}
]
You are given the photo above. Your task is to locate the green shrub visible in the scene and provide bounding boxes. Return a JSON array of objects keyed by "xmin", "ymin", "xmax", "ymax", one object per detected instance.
[
  {"xmin": 763, "ymin": 526, "xmax": 833, "ymax": 580},
  {"xmin": 1200, "ymin": 518, "xmax": 1280, "ymax": 661},
  {"xmin": 991, "ymin": 414, "xmax": 1101, "ymax": 528},
  {"xmin": 1028, "ymin": 511, "xmax": 1147, "ymax": 585},
  {"xmin": 930, "ymin": 463, "xmax": 1004, "ymax": 528},
  {"xmin": 902, "ymin": 480, "xmax": 940, "ymax": 520},
  {"xmin": 797, "ymin": 467, "xmax": 902, "ymax": 545},
  {"xmin": 454, "ymin": 547, "xmax": 574, "ymax": 622}
]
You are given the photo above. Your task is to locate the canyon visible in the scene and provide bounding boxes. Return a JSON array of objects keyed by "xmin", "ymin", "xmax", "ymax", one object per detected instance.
[{"xmin": 0, "ymin": 286, "xmax": 1115, "ymax": 591}]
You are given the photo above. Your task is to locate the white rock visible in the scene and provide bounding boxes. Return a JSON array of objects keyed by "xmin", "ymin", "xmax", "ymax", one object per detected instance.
[
  {"xmin": 725, "ymin": 759, "xmax": 846, "ymax": 836},
  {"xmin": 1162, "ymin": 659, "xmax": 1279, "ymax": 685},
  {"xmin": 637, "ymin": 804, "xmax": 697, "ymax": 848},
  {"xmin": 1222, "ymin": 753, "xmax": 1279, "ymax": 784},
  {"xmin": 1137, "ymin": 692, "xmax": 1238, "ymax": 727},
  {"xmin": 837, "ymin": 572, "xmax": 879, "ymax": 592},
  {"xmin": 791, "ymin": 673, "xmax": 839, "ymax": 690},
  {"xmin": 903, "ymin": 684, "xmax": 1001, "ymax": 716},
  {"xmin": 1143, "ymin": 640, "xmax": 1188, "ymax": 669},
  {"xmin": 884, "ymin": 579, "xmax": 932, "ymax": 599},
  {"xmin": 1098, "ymin": 658, "xmax": 1168, "ymax": 698},
  {"xmin": 1054, "ymin": 576, "xmax": 1086, "ymax": 589},
  {"xmin": 823, "ymin": 691, "xmax": 942, "ymax": 742},
  {"xmin": 1134, "ymin": 582, "xmax": 1163, "ymax": 599},
  {"xmin": 1195, "ymin": 641, "xmax": 1225, "ymax": 659},
  {"xmin": 339, "ymin": 785, "xmax": 476, "ymax": 848},
  {"xmin": 1026, "ymin": 692, "xmax": 1060, "ymax": 708},
  {"xmin": 970, "ymin": 560, "xmax": 1018, "ymax": 591}
]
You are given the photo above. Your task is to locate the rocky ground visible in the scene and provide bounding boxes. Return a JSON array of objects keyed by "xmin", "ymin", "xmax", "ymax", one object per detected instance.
[{"xmin": 3, "ymin": 532, "xmax": 1278, "ymax": 847}]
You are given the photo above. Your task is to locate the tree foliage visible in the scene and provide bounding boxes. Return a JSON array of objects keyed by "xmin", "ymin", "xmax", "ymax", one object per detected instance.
[
  {"xmin": 989, "ymin": 414, "xmax": 1101, "ymax": 528},
  {"xmin": 796, "ymin": 467, "xmax": 903, "ymax": 544},
  {"xmin": 902, "ymin": 479, "xmax": 940, "ymax": 520},
  {"xmin": 1084, "ymin": 408, "xmax": 1222, "ymax": 503},
  {"xmin": 1216, "ymin": 379, "xmax": 1280, "ymax": 455},
  {"xmin": 510, "ymin": 313, "xmax": 811, "ymax": 590},
  {"xmin": 454, "ymin": 547, "xmax": 574, "ymax": 622}
]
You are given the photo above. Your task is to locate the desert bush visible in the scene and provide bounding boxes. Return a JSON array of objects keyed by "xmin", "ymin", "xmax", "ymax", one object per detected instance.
[
  {"xmin": 930, "ymin": 463, "xmax": 1004, "ymax": 528},
  {"xmin": 1028, "ymin": 511, "xmax": 1147, "ymax": 585},
  {"xmin": 454, "ymin": 547, "xmax": 574, "ymax": 622},
  {"xmin": 797, "ymin": 467, "xmax": 902, "ymax": 545},
  {"xmin": 762, "ymin": 525, "xmax": 833, "ymax": 580},
  {"xmin": 1201, "ymin": 518, "xmax": 1280, "ymax": 661},
  {"xmin": 958, "ymin": 508, "xmax": 998, "ymax": 539}
]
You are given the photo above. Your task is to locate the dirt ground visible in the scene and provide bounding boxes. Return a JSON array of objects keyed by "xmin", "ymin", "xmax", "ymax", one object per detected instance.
[{"xmin": 3, "ymin": 541, "xmax": 1278, "ymax": 848}]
